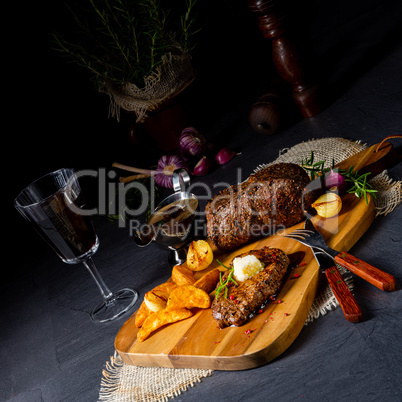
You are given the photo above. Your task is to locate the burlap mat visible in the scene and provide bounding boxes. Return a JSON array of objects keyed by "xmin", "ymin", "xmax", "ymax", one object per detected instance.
[
  {"xmin": 99, "ymin": 137, "xmax": 401, "ymax": 401},
  {"xmin": 100, "ymin": 53, "xmax": 195, "ymax": 123}
]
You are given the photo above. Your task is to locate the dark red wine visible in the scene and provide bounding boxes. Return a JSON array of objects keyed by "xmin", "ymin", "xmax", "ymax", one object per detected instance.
[{"xmin": 31, "ymin": 191, "xmax": 98, "ymax": 263}]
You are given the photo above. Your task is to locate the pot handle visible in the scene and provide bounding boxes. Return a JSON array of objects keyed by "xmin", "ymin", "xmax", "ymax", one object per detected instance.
[{"xmin": 172, "ymin": 169, "xmax": 190, "ymax": 193}]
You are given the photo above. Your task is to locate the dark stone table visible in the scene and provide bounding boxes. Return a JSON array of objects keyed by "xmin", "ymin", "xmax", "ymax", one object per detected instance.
[{"xmin": 4, "ymin": 1, "xmax": 402, "ymax": 401}]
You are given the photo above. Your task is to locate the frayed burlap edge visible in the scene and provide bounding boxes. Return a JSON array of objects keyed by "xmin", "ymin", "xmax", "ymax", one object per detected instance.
[
  {"xmin": 98, "ymin": 137, "xmax": 401, "ymax": 401},
  {"xmin": 100, "ymin": 53, "xmax": 195, "ymax": 123},
  {"xmin": 99, "ymin": 352, "xmax": 212, "ymax": 402}
]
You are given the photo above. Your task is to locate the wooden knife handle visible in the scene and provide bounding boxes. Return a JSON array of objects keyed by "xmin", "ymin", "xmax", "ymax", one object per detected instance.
[
  {"xmin": 335, "ymin": 252, "xmax": 396, "ymax": 292},
  {"xmin": 325, "ymin": 266, "xmax": 364, "ymax": 323}
]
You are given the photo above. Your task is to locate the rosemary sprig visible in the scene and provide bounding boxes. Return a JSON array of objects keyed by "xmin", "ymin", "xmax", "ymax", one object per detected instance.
[
  {"xmin": 181, "ymin": 0, "xmax": 201, "ymax": 53},
  {"xmin": 215, "ymin": 260, "xmax": 238, "ymax": 299},
  {"xmin": 300, "ymin": 153, "xmax": 377, "ymax": 204},
  {"xmin": 300, "ymin": 151, "xmax": 334, "ymax": 180},
  {"xmin": 52, "ymin": 0, "xmax": 200, "ymax": 88},
  {"xmin": 341, "ymin": 166, "xmax": 378, "ymax": 203}
]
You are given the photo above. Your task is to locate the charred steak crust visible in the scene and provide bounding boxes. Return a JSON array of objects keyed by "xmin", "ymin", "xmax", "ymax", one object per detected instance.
[
  {"xmin": 205, "ymin": 163, "xmax": 314, "ymax": 252},
  {"xmin": 211, "ymin": 247, "xmax": 290, "ymax": 329}
]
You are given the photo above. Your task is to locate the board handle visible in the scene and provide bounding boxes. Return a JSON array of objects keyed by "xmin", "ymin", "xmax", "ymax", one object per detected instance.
[
  {"xmin": 325, "ymin": 266, "xmax": 364, "ymax": 323},
  {"xmin": 335, "ymin": 252, "xmax": 396, "ymax": 292}
]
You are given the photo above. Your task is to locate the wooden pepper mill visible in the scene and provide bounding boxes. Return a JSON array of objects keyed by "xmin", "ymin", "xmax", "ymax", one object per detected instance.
[
  {"xmin": 248, "ymin": 91, "xmax": 281, "ymax": 135},
  {"xmin": 248, "ymin": 0, "xmax": 322, "ymax": 134}
]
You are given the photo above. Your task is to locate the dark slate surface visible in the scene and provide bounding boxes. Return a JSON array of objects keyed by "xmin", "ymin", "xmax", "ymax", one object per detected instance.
[{"xmin": 4, "ymin": 1, "xmax": 402, "ymax": 401}]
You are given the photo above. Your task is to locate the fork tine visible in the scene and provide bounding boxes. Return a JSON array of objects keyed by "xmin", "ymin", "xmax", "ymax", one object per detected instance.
[
  {"xmin": 284, "ymin": 234, "xmax": 308, "ymax": 240},
  {"xmin": 284, "ymin": 234, "xmax": 313, "ymax": 248},
  {"xmin": 291, "ymin": 229, "xmax": 315, "ymax": 234}
]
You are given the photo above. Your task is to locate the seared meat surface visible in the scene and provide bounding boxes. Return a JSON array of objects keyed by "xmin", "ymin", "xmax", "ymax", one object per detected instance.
[
  {"xmin": 205, "ymin": 163, "xmax": 313, "ymax": 252},
  {"xmin": 211, "ymin": 247, "xmax": 290, "ymax": 329}
]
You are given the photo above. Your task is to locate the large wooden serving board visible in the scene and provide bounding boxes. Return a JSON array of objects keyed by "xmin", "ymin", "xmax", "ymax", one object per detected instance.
[{"xmin": 115, "ymin": 141, "xmax": 397, "ymax": 371}]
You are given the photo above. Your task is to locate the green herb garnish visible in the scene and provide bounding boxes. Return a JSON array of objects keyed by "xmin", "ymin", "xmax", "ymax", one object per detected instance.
[
  {"xmin": 342, "ymin": 166, "xmax": 378, "ymax": 203},
  {"xmin": 300, "ymin": 151, "xmax": 334, "ymax": 180},
  {"xmin": 215, "ymin": 260, "xmax": 238, "ymax": 299},
  {"xmin": 52, "ymin": 0, "xmax": 200, "ymax": 88},
  {"xmin": 300, "ymin": 152, "xmax": 377, "ymax": 204}
]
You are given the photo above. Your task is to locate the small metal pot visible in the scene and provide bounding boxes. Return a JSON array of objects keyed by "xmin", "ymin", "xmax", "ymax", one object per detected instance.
[{"xmin": 132, "ymin": 168, "xmax": 199, "ymax": 264}]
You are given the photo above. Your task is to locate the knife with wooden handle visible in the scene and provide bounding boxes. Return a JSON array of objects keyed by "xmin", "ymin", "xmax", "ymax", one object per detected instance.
[
  {"xmin": 304, "ymin": 219, "xmax": 397, "ymax": 292},
  {"xmin": 334, "ymin": 252, "xmax": 396, "ymax": 291},
  {"xmin": 313, "ymin": 251, "xmax": 364, "ymax": 323}
]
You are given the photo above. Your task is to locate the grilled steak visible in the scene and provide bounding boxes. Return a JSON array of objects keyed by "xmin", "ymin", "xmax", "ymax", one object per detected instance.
[
  {"xmin": 205, "ymin": 163, "xmax": 314, "ymax": 252},
  {"xmin": 211, "ymin": 247, "xmax": 290, "ymax": 328}
]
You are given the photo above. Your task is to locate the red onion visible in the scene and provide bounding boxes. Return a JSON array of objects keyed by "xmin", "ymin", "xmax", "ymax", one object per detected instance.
[
  {"xmin": 179, "ymin": 127, "xmax": 206, "ymax": 158},
  {"xmin": 325, "ymin": 169, "xmax": 346, "ymax": 193},
  {"xmin": 112, "ymin": 155, "xmax": 187, "ymax": 189},
  {"xmin": 215, "ymin": 147, "xmax": 239, "ymax": 165},
  {"xmin": 192, "ymin": 156, "xmax": 213, "ymax": 176}
]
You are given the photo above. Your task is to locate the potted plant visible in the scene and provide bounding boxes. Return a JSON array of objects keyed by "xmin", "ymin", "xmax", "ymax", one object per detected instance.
[{"xmin": 53, "ymin": 0, "xmax": 199, "ymax": 150}]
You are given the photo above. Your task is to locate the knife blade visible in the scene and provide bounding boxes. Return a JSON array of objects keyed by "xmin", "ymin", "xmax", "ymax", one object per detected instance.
[{"xmin": 313, "ymin": 250, "xmax": 364, "ymax": 323}]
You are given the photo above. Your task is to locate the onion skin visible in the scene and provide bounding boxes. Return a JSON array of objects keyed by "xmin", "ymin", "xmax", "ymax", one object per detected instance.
[
  {"xmin": 312, "ymin": 192, "xmax": 342, "ymax": 218},
  {"xmin": 192, "ymin": 156, "xmax": 213, "ymax": 176},
  {"xmin": 179, "ymin": 127, "xmax": 206, "ymax": 158},
  {"xmin": 215, "ymin": 147, "xmax": 237, "ymax": 165},
  {"xmin": 325, "ymin": 169, "xmax": 346, "ymax": 193}
]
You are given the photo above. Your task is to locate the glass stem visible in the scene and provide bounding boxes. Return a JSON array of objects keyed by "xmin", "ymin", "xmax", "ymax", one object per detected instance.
[{"xmin": 82, "ymin": 258, "xmax": 114, "ymax": 302}]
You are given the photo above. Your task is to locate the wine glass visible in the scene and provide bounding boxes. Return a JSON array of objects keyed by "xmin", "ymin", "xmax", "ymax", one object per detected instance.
[{"xmin": 14, "ymin": 168, "xmax": 138, "ymax": 323}]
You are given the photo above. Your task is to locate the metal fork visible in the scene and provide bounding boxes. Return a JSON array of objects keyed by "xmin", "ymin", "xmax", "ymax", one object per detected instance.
[
  {"xmin": 284, "ymin": 219, "xmax": 335, "ymax": 257},
  {"xmin": 284, "ymin": 219, "xmax": 396, "ymax": 291}
]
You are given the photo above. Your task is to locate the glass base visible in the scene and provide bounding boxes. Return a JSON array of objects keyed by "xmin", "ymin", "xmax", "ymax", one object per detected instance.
[
  {"xmin": 168, "ymin": 247, "xmax": 187, "ymax": 265},
  {"xmin": 90, "ymin": 288, "xmax": 138, "ymax": 323}
]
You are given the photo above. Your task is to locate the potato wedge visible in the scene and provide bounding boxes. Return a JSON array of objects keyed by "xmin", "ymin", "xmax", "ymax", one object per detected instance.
[
  {"xmin": 137, "ymin": 308, "xmax": 193, "ymax": 342},
  {"xmin": 172, "ymin": 264, "xmax": 196, "ymax": 286},
  {"xmin": 167, "ymin": 285, "xmax": 211, "ymax": 310},
  {"xmin": 154, "ymin": 282, "xmax": 178, "ymax": 293},
  {"xmin": 144, "ymin": 289, "xmax": 170, "ymax": 312},
  {"xmin": 135, "ymin": 301, "xmax": 152, "ymax": 328},
  {"xmin": 144, "ymin": 282, "xmax": 177, "ymax": 312},
  {"xmin": 193, "ymin": 268, "xmax": 220, "ymax": 294},
  {"xmin": 186, "ymin": 240, "xmax": 214, "ymax": 271}
]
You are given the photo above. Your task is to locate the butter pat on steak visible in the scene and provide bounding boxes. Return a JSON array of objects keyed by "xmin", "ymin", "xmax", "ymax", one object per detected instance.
[{"xmin": 212, "ymin": 247, "xmax": 290, "ymax": 329}]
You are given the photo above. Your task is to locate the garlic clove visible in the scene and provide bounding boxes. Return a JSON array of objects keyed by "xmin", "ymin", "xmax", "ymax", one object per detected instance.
[
  {"xmin": 215, "ymin": 147, "xmax": 239, "ymax": 165},
  {"xmin": 324, "ymin": 169, "xmax": 346, "ymax": 194},
  {"xmin": 312, "ymin": 192, "xmax": 342, "ymax": 218},
  {"xmin": 192, "ymin": 156, "xmax": 213, "ymax": 176}
]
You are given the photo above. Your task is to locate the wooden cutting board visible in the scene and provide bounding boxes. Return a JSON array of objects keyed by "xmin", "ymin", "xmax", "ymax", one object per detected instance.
[{"xmin": 115, "ymin": 141, "xmax": 398, "ymax": 371}]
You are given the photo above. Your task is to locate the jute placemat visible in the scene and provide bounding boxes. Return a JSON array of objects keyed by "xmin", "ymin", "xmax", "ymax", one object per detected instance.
[
  {"xmin": 101, "ymin": 53, "xmax": 195, "ymax": 123},
  {"xmin": 99, "ymin": 137, "xmax": 401, "ymax": 401}
]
